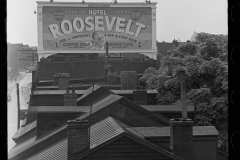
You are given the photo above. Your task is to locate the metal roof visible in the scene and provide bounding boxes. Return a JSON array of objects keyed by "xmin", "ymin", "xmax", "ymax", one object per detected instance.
[
  {"xmin": 140, "ymin": 105, "xmax": 194, "ymax": 112},
  {"xmin": 27, "ymin": 117, "xmax": 125, "ymax": 160},
  {"xmin": 27, "ymin": 138, "xmax": 67, "ymax": 160},
  {"xmin": 9, "ymin": 130, "xmax": 37, "ymax": 159},
  {"xmin": 26, "ymin": 116, "xmax": 183, "ymax": 160}
]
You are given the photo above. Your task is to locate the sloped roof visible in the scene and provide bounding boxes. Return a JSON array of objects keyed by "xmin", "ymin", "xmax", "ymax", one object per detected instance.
[
  {"xmin": 26, "ymin": 117, "xmax": 125, "ymax": 160},
  {"xmin": 17, "ymin": 106, "xmax": 90, "ymax": 139},
  {"xmin": 78, "ymin": 94, "xmax": 122, "ymax": 120},
  {"xmin": 77, "ymin": 84, "xmax": 102, "ymax": 101},
  {"xmin": 78, "ymin": 94, "xmax": 170, "ymax": 127},
  {"xmin": 26, "ymin": 117, "xmax": 183, "ymax": 160},
  {"xmin": 77, "ymin": 86, "xmax": 115, "ymax": 104},
  {"xmin": 12, "ymin": 121, "xmax": 36, "ymax": 141},
  {"xmin": 8, "ymin": 122, "xmax": 67, "ymax": 160},
  {"xmin": 9, "ymin": 130, "xmax": 37, "ymax": 160},
  {"xmin": 13, "ymin": 97, "xmax": 172, "ymax": 147}
]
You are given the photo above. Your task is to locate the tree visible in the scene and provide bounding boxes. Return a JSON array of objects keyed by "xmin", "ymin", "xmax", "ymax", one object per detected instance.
[{"xmin": 140, "ymin": 32, "xmax": 228, "ymax": 153}]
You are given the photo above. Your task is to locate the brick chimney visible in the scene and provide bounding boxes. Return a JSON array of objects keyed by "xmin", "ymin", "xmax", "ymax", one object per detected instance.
[
  {"xmin": 170, "ymin": 118, "xmax": 194, "ymax": 160},
  {"xmin": 64, "ymin": 87, "xmax": 77, "ymax": 106},
  {"xmin": 58, "ymin": 73, "xmax": 70, "ymax": 90},
  {"xmin": 67, "ymin": 119, "xmax": 90, "ymax": 160},
  {"xmin": 132, "ymin": 90, "xmax": 147, "ymax": 105},
  {"xmin": 107, "ymin": 72, "xmax": 118, "ymax": 85},
  {"xmin": 169, "ymin": 70, "xmax": 194, "ymax": 160},
  {"xmin": 120, "ymin": 71, "xmax": 137, "ymax": 90}
]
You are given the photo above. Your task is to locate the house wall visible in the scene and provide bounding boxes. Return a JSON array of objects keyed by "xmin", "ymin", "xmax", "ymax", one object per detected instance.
[
  {"xmin": 37, "ymin": 113, "xmax": 84, "ymax": 138},
  {"xmin": 82, "ymin": 137, "xmax": 172, "ymax": 160},
  {"xmin": 31, "ymin": 95, "xmax": 65, "ymax": 106},
  {"xmin": 120, "ymin": 94, "xmax": 157, "ymax": 105},
  {"xmin": 148, "ymin": 136, "xmax": 218, "ymax": 160}
]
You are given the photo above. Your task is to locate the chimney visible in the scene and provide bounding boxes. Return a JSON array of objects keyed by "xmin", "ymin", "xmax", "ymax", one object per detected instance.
[
  {"xmin": 104, "ymin": 65, "xmax": 110, "ymax": 79},
  {"xmin": 58, "ymin": 73, "xmax": 70, "ymax": 90},
  {"xmin": 170, "ymin": 118, "xmax": 194, "ymax": 160},
  {"xmin": 132, "ymin": 90, "xmax": 147, "ymax": 105},
  {"xmin": 104, "ymin": 42, "xmax": 109, "ymax": 79},
  {"xmin": 67, "ymin": 119, "xmax": 89, "ymax": 160},
  {"xmin": 64, "ymin": 87, "xmax": 77, "ymax": 106},
  {"xmin": 107, "ymin": 73, "xmax": 118, "ymax": 85},
  {"xmin": 108, "ymin": 65, "xmax": 114, "ymax": 73},
  {"xmin": 53, "ymin": 74, "xmax": 59, "ymax": 86},
  {"xmin": 169, "ymin": 70, "xmax": 194, "ymax": 160},
  {"xmin": 120, "ymin": 71, "xmax": 137, "ymax": 90}
]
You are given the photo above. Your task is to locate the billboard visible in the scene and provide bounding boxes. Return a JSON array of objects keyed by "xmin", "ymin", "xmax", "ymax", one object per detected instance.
[
  {"xmin": 37, "ymin": 2, "xmax": 157, "ymax": 60},
  {"xmin": 41, "ymin": 6, "xmax": 153, "ymax": 52}
]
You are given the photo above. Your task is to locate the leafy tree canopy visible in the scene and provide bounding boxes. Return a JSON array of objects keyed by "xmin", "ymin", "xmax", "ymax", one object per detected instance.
[{"xmin": 140, "ymin": 32, "xmax": 228, "ymax": 153}]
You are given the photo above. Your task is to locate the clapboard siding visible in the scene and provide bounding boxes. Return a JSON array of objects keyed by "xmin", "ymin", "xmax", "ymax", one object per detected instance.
[{"xmin": 82, "ymin": 137, "xmax": 172, "ymax": 160}]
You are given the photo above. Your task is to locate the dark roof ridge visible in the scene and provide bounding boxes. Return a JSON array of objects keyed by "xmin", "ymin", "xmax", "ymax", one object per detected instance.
[{"xmin": 77, "ymin": 85, "xmax": 114, "ymax": 101}]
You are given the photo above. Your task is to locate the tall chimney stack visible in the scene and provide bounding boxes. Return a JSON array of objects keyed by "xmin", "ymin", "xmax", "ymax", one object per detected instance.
[
  {"xmin": 67, "ymin": 119, "xmax": 89, "ymax": 160},
  {"xmin": 169, "ymin": 70, "xmax": 194, "ymax": 160},
  {"xmin": 64, "ymin": 87, "xmax": 77, "ymax": 106},
  {"xmin": 120, "ymin": 71, "xmax": 137, "ymax": 90},
  {"xmin": 58, "ymin": 73, "xmax": 70, "ymax": 90}
]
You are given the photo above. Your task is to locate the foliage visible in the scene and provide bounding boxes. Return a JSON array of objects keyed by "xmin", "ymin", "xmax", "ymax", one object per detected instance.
[{"xmin": 140, "ymin": 32, "xmax": 228, "ymax": 153}]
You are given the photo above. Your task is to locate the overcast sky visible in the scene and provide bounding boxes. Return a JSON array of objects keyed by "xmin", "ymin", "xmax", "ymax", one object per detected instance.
[{"xmin": 7, "ymin": 0, "xmax": 227, "ymax": 46}]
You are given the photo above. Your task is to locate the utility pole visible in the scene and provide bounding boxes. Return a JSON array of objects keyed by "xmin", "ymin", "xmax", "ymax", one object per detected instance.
[
  {"xmin": 16, "ymin": 83, "xmax": 20, "ymax": 129},
  {"xmin": 105, "ymin": 42, "xmax": 109, "ymax": 66},
  {"xmin": 180, "ymin": 70, "xmax": 187, "ymax": 119},
  {"xmin": 104, "ymin": 42, "xmax": 109, "ymax": 81},
  {"xmin": 32, "ymin": 52, "xmax": 34, "ymax": 65},
  {"xmin": 71, "ymin": 54, "xmax": 74, "ymax": 82}
]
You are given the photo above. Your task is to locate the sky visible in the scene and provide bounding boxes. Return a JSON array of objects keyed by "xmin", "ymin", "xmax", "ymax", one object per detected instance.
[{"xmin": 7, "ymin": 0, "xmax": 227, "ymax": 46}]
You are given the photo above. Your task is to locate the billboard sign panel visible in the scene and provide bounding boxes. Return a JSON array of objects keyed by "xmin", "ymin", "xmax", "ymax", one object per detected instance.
[{"xmin": 42, "ymin": 6, "xmax": 152, "ymax": 51}]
